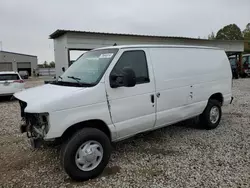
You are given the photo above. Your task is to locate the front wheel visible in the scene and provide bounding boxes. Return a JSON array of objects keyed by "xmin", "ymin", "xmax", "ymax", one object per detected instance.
[
  {"xmin": 199, "ymin": 99, "xmax": 222, "ymax": 130},
  {"xmin": 61, "ymin": 128, "xmax": 112, "ymax": 181}
]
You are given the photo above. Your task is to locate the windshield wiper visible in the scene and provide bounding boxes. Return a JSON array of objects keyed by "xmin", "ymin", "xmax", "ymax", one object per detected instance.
[
  {"xmin": 67, "ymin": 76, "xmax": 83, "ymax": 86},
  {"xmin": 58, "ymin": 76, "xmax": 63, "ymax": 80},
  {"xmin": 67, "ymin": 76, "xmax": 81, "ymax": 81}
]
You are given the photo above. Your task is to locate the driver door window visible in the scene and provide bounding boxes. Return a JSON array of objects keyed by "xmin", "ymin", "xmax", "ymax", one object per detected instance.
[{"xmin": 111, "ymin": 50, "xmax": 150, "ymax": 84}]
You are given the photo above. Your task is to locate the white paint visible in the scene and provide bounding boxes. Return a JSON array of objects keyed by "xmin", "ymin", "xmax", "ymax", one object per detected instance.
[
  {"xmin": 14, "ymin": 82, "xmax": 116, "ymax": 140},
  {"xmin": 14, "ymin": 45, "xmax": 232, "ymax": 142},
  {"xmin": 149, "ymin": 47, "xmax": 232, "ymax": 129}
]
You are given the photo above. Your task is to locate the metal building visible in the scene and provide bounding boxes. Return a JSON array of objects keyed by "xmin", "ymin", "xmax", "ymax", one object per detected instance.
[
  {"xmin": 0, "ymin": 51, "xmax": 38, "ymax": 76},
  {"xmin": 50, "ymin": 29, "xmax": 245, "ymax": 77}
]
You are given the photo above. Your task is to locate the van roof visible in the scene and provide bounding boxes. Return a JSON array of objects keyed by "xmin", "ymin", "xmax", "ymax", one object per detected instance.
[{"xmin": 95, "ymin": 44, "xmax": 221, "ymax": 51}]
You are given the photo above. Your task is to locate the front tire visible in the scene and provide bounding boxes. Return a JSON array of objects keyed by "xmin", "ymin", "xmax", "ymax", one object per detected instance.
[
  {"xmin": 61, "ymin": 128, "xmax": 111, "ymax": 181},
  {"xmin": 200, "ymin": 99, "xmax": 222, "ymax": 130}
]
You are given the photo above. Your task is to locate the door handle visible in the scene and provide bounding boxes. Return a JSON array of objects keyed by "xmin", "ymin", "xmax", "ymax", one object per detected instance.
[{"xmin": 150, "ymin": 94, "xmax": 155, "ymax": 103}]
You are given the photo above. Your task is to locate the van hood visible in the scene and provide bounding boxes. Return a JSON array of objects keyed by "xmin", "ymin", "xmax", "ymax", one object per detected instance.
[{"xmin": 14, "ymin": 84, "xmax": 84, "ymax": 112}]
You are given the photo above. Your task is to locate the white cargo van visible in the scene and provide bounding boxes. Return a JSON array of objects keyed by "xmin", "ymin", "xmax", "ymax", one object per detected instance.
[{"xmin": 14, "ymin": 45, "xmax": 233, "ymax": 181}]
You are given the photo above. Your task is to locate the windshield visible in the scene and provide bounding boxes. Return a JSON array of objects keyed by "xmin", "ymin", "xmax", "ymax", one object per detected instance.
[{"xmin": 60, "ymin": 49, "xmax": 118, "ymax": 86}]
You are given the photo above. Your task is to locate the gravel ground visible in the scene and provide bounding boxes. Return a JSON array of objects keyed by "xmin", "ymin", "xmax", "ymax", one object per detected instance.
[{"xmin": 0, "ymin": 78, "xmax": 250, "ymax": 188}]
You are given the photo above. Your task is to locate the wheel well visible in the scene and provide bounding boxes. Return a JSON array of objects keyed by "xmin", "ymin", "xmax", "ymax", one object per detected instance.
[
  {"xmin": 61, "ymin": 120, "xmax": 111, "ymax": 141},
  {"xmin": 209, "ymin": 93, "xmax": 223, "ymax": 105}
]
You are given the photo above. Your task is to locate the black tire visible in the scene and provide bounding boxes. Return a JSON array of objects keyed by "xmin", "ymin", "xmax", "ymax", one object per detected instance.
[
  {"xmin": 61, "ymin": 128, "xmax": 111, "ymax": 181},
  {"xmin": 199, "ymin": 99, "xmax": 222, "ymax": 130}
]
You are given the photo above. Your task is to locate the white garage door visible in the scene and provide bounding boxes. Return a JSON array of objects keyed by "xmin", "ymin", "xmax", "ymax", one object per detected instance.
[
  {"xmin": 0, "ymin": 62, "xmax": 13, "ymax": 71},
  {"xmin": 17, "ymin": 62, "xmax": 31, "ymax": 69}
]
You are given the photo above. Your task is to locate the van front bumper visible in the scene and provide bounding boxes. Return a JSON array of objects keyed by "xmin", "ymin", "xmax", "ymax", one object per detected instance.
[{"xmin": 19, "ymin": 110, "xmax": 50, "ymax": 148}]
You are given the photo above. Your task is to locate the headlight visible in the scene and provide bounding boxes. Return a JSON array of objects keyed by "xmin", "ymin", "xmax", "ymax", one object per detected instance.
[
  {"xmin": 38, "ymin": 113, "xmax": 50, "ymax": 134},
  {"xmin": 25, "ymin": 113, "xmax": 50, "ymax": 137}
]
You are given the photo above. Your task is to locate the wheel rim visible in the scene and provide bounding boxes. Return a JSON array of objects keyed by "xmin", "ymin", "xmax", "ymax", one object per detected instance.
[
  {"xmin": 210, "ymin": 106, "xmax": 220, "ymax": 124},
  {"xmin": 75, "ymin": 140, "xmax": 103, "ymax": 171}
]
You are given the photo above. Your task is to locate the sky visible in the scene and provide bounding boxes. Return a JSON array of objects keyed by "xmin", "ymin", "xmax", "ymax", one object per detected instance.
[{"xmin": 0, "ymin": 0, "xmax": 250, "ymax": 64}]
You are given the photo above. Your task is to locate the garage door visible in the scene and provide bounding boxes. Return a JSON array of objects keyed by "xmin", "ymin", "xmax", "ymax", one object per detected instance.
[
  {"xmin": 17, "ymin": 62, "xmax": 31, "ymax": 69},
  {"xmin": 17, "ymin": 62, "xmax": 31, "ymax": 76},
  {"xmin": 0, "ymin": 62, "xmax": 13, "ymax": 71}
]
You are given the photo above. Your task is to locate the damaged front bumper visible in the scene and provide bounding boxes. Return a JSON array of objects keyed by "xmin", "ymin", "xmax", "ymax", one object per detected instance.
[{"xmin": 19, "ymin": 110, "xmax": 50, "ymax": 148}]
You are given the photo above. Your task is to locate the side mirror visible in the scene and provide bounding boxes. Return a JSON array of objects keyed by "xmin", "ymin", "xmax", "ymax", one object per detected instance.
[
  {"xmin": 62, "ymin": 67, "xmax": 65, "ymax": 72},
  {"xmin": 110, "ymin": 67, "xmax": 136, "ymax": 88},
  {"xmin": 122, "ymin": 67, "xmax": 136, "ymax": 87}
]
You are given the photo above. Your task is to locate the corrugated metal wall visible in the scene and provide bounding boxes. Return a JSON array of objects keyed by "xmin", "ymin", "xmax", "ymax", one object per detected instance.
[
  {"xmin": 0, "ymin": 62, "xmax": 13, "ymax": 71},
  {"xmin": 38, "ymin": 68, "xmax": 56, "ymax": 76}
]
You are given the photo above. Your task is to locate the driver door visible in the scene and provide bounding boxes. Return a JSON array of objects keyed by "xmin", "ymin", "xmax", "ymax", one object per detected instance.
[{"xmin": 104, "ymin": 49, "xmax": 156, "ymax": 140}]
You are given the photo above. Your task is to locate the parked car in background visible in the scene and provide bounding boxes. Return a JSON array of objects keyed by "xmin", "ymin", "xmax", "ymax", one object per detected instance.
[
  {"xmin": 243, "ymin": 54, "xmax": 250, "ymax": 77},
  {"xmin": 15, "ymin": 45, "xmax": 233, "ymax": 181},
  {"xmin": 0, "ymin": 71, "xmax": 25, "ymax": 96},
  {"xmin": 229, "ymin": 57, "xmax": 239, "ymax": 79},
  {"xmin": 229, "ymin": 54, "xmax": 250, "ymax": 78},
  {"xmin": 19, "ymin": 70, "xmax": 29, "ymax": 79}
]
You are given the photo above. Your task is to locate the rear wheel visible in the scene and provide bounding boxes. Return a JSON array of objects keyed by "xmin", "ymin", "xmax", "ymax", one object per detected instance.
[
  {"xmin": 61, "ymin": 128, "xmax": 111, "ymax": 181},
  {"xmin": 200, "ymin": 99, "xmax": 222, "ymax": 130}
]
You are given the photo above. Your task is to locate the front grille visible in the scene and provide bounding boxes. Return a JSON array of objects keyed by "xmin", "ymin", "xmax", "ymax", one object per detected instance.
[{"xmin": 19, "ymin": 100, "xmax": 27, "ymax": 117}]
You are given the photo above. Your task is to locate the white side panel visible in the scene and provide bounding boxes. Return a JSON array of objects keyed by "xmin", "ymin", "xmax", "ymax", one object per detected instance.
[
  {"xmin": 149, "ymin": 47, "xmax": 232, "ymax": 128},
  {"xmin": 46, "ymin": 101, "xmax": 115, "ymax": 140},
  {"xmin": 44, "ymin": 83, "xmax": 116, "ymax": 140},
  {"xmin": 155, "ymin": 101, "xmax": 207, "ymax": 129}
]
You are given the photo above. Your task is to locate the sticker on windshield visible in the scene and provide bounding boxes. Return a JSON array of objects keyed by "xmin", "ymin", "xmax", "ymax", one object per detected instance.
[
  {"xmin": 99, "ymin": 53, "xmax": 113, "ymax": 59},
  {"xmin": 86, "ymin": 57, "xmax": 99, "ymax": 60}
]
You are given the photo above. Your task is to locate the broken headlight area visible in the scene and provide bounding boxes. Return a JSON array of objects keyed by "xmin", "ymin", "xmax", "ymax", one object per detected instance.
[
  {"xmin": 18, "ymin": 100, "xmax": 27, "ymax": 118},
  {"xmin": 20, "ymin": 113, "xmax": 49, "ymax": 139}
]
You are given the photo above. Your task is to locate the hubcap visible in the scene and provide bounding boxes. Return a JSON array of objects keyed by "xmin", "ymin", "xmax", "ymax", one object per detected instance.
[
  {"xmin": 210, "ymin": 106, "xmax": 220, "ymax": 124},
  {"xmin": 75, "ymin": 140, "xmax": 103, "ymax": 171}
]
